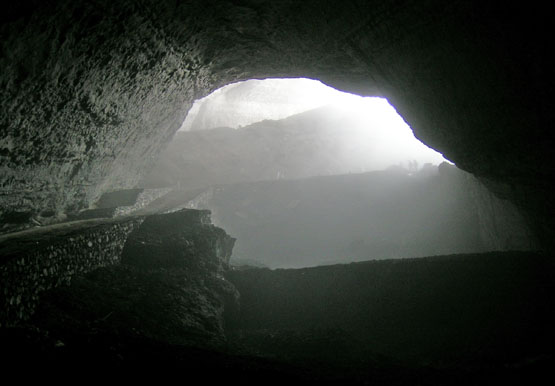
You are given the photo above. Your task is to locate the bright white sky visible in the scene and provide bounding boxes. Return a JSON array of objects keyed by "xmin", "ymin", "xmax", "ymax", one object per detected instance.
[{"xmin": 179, "ymin": 78, "xmax": 449, "ymax": 169}]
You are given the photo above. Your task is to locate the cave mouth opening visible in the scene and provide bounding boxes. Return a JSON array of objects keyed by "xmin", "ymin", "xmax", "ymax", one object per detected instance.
[
  {"xmin": 142, "ymin": 78, "xmax": 531, "ymax": 269},
  {"xmin": 178, "ymin": 77, "xmax": 449, "ymax": 174}
]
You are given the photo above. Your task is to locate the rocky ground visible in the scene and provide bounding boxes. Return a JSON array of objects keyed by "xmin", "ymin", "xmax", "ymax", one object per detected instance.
[{"xmin": 1, "ymin": 245, "xmax": 553, "ymax": 384}]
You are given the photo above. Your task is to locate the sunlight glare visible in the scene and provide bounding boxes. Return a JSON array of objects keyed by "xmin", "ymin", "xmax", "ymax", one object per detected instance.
[{"xmin": 179, "ymin": 78, "xmax": 449, "ymax": 170}]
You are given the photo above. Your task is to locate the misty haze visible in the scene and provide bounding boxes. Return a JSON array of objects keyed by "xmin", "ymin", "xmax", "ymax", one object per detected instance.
[
  {"xmin": 2, "ymin": 5, "xmax": 553, "ymax": 382},
  {"xmin": 141, "ymin": 78, "xmax": 532, "ymax": 268}
]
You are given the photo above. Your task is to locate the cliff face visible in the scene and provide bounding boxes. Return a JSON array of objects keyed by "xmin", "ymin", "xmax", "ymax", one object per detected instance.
[{"xmin": 1, "ymin": 0, "xmax": 553, "ymax": 247}]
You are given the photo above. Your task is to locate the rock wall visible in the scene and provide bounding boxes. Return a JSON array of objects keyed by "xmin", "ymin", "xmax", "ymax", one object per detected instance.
[
  {"xmin": 121, "ymin": 209, "xmax": 235, "ymax": 273},
  {"xmin": 23, "ymin": 209, "xmax": 238, "ymax": 351},
  {"xmin": 114, "ymin": 187, "xmax": 172, "ymax": 217},
  {"xmin": 0, "ymin": 208, "xmax": 237, "ymax": 345},
  {"xmin": 460, "ymin": 171, "xmax": 538, "ymax": 251},
  {"xmin": 1, "ymin": 1, "xmax": 553, "ymax": 246},
  {"xmin": 0, "ymin": 217, "xmax": 143, "ymax": 326},
  {"xmin": 1, "ymin": 0, "xmax": 199, "ymax": 229}
]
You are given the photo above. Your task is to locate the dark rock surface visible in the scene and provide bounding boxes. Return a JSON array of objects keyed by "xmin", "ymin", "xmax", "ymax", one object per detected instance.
[
  {"xmin": 113, "ymin": 187, "xmax": 173, "ymax": 217},
  {"xmin": 227, "ymin": 251, "xmax": 555, "ymax": 369},
  {"xmin": 31, "ymin": 261, "xmax": 237, "ymax": 350},
  {"xmin": 1, "ymin": 0, "xmax": 553, "ymax": 246},
  {"xmin": 1, "ymin": 249, "xmax": 553, "ymax": 384},
  {"xmin": 66, "ymin": 207, "xmax": 117, "ymax": 221},
  {"xmin": 0, "ymin": 216, "xmax": 143, "ymax": 325},
  {"xmin": 122, "ymin": 209, "xmax": 235, "ymax": 272},
  {"xmin": 34, "ymin": 209, "xmax": 237, "ymax": 346},
  {"xmin": 1, "ymin": 208, "xmax": 244, "ymax": 375},
  {"xmin": 141, "ymin": 104, "xmax": 440, "ymax": 190}
]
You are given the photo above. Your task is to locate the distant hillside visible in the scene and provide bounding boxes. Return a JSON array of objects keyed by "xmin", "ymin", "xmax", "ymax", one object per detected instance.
[{"xmin": 140, "ymin": 105, "xmax": 442, "ymax": 189}]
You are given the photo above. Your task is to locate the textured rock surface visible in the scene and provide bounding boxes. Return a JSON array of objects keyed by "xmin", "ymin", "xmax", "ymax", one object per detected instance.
[
  {"xmin": 0, "ymin": 208, "xmax": 237, "ymax": 344},
  {"xmin": 30, "ymin": 210, "xmax": 238, "ymax": 350},
  {"xmin": 441, "ymin": 163, "xmax": 538, "ymax": 251},
  {"xmin": 122, "ymin": 209, "xmax": 235, "ymax": 272},
  {"xmin": 1, "ymin": 1, "xmax": 553, "ymax": 245},
  {"xmin": 0, "ymin": 217, "xmax": 143, "ymax": 325}
]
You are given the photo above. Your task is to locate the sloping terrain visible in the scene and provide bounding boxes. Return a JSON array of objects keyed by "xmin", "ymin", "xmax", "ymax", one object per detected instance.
[
  {"xmin": 177, "ymin": 164, "xmax": 534, "ymax": 268},
  {"xmin": 141, "ymin": 104, "xmax": 440, "ymax": 190},
  {"xmin": 227, "ymin": 252, "xmax": 555, "ymax": 368}
]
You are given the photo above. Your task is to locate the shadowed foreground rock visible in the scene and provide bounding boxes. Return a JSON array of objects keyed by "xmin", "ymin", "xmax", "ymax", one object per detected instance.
[
  {"xmin": 0, "ymin": 216, "xmax": 143, "ymax": 325},
  {"xmin": 227, "ymin": 252, "xmax": 555, "ymax": 366},
  {"xmin": 27, "ymin": 209, "xmax": 238, "ymax": 349},
  {"xmin": 1, "ymin": 246, "xmax": 554, "ymax": 384},
  {"xmin": 0, "ymin": 209, "xmax": 242, "ymax": 379}
]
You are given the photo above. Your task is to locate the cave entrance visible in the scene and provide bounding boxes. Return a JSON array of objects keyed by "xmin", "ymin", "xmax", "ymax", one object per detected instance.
[
  {"xmin": 140, "ymin": 78, "xmax": 530, "ymax": 269},
  {"xmin": 178, "ymin": 78, "xmax": 448, "ymax": 172}
]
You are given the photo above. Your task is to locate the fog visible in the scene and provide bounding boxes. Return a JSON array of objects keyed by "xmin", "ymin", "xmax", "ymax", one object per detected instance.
[
  {"xmin": 179, "ymin": 78, "xmax": 447, "ymax": 170},
  {"xmin": 138, "ymin": 78, "xmax": 532, "ymax": 268},
  {"xmin": 188, "ymin": 163, "xmax": 533, "ymax": 268}
]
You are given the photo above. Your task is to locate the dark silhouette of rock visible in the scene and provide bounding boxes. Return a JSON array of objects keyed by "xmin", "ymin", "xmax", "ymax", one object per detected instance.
[
  {"xmin": 1, "ymin": 209, "xmax": 239, "ymax": 348},
  {"xmin": 122, "ymin": 209, "xmax": 235, "ymax": 272},
  {"xmin": 227, "ymin": 251, "xmax": 555, "ymax": 367},
  {"xmin": 1, "ymin": 1, "xmax": 554, "ymax": 381}
]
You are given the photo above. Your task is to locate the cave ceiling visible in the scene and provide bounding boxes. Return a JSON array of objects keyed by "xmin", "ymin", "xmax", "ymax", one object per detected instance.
[{"xmin": 0, "ymin": 0, "xmax": 553, "ymax": 246}]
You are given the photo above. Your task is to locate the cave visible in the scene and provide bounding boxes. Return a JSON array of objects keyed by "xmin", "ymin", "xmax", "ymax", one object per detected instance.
[
  {"xmin": 142, "ymin": 77, "xmax": 536, "ymax": 269},
  {"xmin": 1, "ymin": 0, "xmax": 554, "ymax": 383}
]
